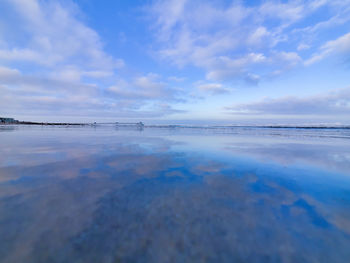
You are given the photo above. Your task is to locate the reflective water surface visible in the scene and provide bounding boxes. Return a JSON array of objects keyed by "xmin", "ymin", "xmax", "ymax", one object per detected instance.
[{"xmin": 1, "ymin": 125, "xmax": 350, "ymax": 262}]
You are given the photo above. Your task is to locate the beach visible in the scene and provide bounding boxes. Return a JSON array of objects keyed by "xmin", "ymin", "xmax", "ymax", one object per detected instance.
[{"xmin": 0, "ymin": 125, "xmax": 350, "ymax": 262}]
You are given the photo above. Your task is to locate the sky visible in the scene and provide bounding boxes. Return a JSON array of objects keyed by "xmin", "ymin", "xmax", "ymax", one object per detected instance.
[{"xmin": 0, "ymin": 0, "xmax": 350, "ymax": 125}]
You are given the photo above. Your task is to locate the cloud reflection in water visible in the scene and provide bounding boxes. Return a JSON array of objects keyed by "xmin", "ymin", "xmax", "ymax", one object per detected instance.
[{"xmin": 0, "ymin": 125, "xmax": 350, "ymax": 262}]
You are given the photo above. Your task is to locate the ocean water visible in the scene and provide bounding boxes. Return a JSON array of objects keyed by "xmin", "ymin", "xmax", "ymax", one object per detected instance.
[{"xmin": 0, "ymin": 125, "xmax": 350, "ymax": 263}]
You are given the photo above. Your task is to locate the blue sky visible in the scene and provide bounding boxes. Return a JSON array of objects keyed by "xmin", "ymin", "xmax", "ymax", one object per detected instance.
[{"xmin": 0, "ymin": 0, "xmax": 350, "ymax": 124}]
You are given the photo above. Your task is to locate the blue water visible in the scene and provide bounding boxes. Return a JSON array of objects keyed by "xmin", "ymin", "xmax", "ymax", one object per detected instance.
[{"xmin": 0, "ymin": 125, "xmax": 350, "ymax": 262}]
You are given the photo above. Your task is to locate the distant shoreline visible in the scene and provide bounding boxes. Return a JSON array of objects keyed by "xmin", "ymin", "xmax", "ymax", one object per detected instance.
[
  {"xmin": 1, "ymin": 121, "xmax": 88, "ymax": 126},
  {"xmin": 1, "ymin": 122, "xmax": 350, "ymax": 129}
]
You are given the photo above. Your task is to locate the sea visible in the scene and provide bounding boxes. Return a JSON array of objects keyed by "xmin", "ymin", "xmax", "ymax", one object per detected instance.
[{"xmin": 0, "ymin": 124, "xmax": 350, "ymax": 262}]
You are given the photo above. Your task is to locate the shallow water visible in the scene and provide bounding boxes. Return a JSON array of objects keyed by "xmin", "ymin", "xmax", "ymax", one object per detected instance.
[{"xmin": 1, "ymin": 125, "xmax": 350, "ymax": 263}]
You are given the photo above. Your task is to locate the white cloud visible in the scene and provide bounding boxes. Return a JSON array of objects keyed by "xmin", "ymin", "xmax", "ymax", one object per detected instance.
[
  {"xmin": 247, "ymin": 27, "xmax": 271, "ymax": 47},
  {"xmin": 151, "ymin": 0, "xmax": 188, "ymax": 41},
  {"xmin": 0, "ymin": 0, "xmax": 184, "ymax": 120},
  {"xmin": 0, "ymin": 49, "xmax": 45, "ymax": 64},
  {"xmin": 258, "ymin": 1, "xmax": 304, "ymax": 23},
  {"xmin": 148, "ymin": 0, "xmax": 350, "ymax": 83},
  {"xmin": 204, "ymin": 51, "xmax": 301, "ymax": 82},
  {"xmin": 274, "ymin": 51, "xmax": 302, "ymax": 68},
  {"xmin": 82, "ymin": 70, "xmax": 114, "ymax": 79},
  {"xmin": 168, "ymin": 76, "xmax": 185, "ymax": 82},
  {"xmin": 151, "ymin": 1, "xmax": 251, "ymax": 69},
  {"xmin": 295, "ymin": 1, "xmax": 350, "ymax": 34},
  {"xmin": 107, "ymin": 73, "xmax": 182, "ymax": 102},
  {"xmin": 0, "ymin": 66, "xmax": 20, "ymax": 78},
  {"xmin": 0, "ymin": 0, "xmax": 121, "ymax": 71},
  {"xmin": 305, "ymin": 32, "xmax": 350, "ymax": 65},
  {"xmin": 297, "ymin": 43, "xmax": 311, "ymax": 51},
  {"xmin": 0, "ymin": 68, "xmax": 182, "ymax": 119},
  {"xmin": 226, "ymin": 87, "xmax": 350, "ymax": 115},
  {"xmin": 0, "ymin": 66, "xmax": 98, "ymax": 97},
  {"xmin": 197, "ymin": 83, "xmax": 229, "ymax": 95},
  {"xmin": 148, "ymin": 0, "xmax": 318, "ymax": 83},
  {"xmin": 205, "ymin": 53, "xmax": 266, "ymax": 82},
  {"xmin": 1, "ymin": 0, "xmax": 350, "ymax": 121},
  {"xmin": 322, "ymin": 31, "xmax": 350, "ymax": 54}
]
